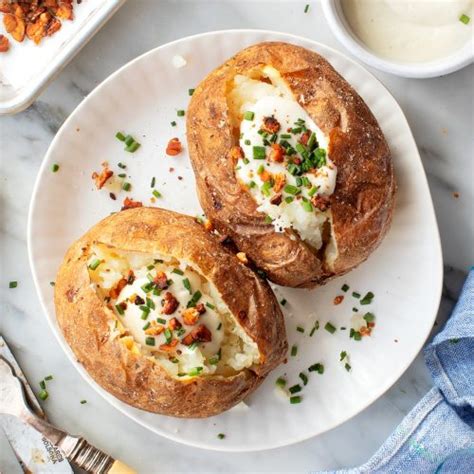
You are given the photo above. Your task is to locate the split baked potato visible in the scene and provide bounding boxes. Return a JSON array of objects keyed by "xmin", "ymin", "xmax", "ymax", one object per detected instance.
[
  {"xmin": 55, "ymin": 207, "xmax": 287, "ymax": 418},
  {"xmin": 187, "ymin": 42, "xmax": 396, "ymax": 288}
]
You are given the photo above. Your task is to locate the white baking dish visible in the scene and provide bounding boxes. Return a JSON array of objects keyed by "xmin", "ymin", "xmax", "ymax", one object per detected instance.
[{"xmin": 0, "ymin": 0, "xmax": 126, "ymax": 115}]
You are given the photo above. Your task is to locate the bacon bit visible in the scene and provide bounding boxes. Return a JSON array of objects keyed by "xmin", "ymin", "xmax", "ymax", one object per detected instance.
[
  {"xmin": 359, "ymin": 326, "xmax": 372, "ymax": 337},
  {"xmin": 153, "ymin": 271, "xmax": 168, "ymax": 289},
  {"xmin": 269, "ymin": 143, "xmax": 284, "ymax": 162},
  {"xmin": 46, "ymin": 17, "xmax": 61, "ymax": 36},
  {"xmin": 159, "ymin": 339, "xmax": 179, "ymax": 352},
  {"xmin": 121, "ymin": 197, "xmax": 143, "ymax": 210},
  {"xmin": 453, "ymin": 192, "xmax": 460, "ymax": 199},
  {"xmin": 109, "ymin": 192, "xmax": 116, "ymax": 201},
  {"xmin": 299, "ymin": 130, "xmax": 311, "ymax": 146},
  {"xmin": 126, "ymin": 270, "xmax": 135, "ymax": 285},
  {"xmin": 0, "ymin": 34, "xmax": 9, "ymax": 51},
  {"xmin": 168, "ymin": 317, "xmax": 182, "ymax": 331},
  {"xmin": 259, "ymin": 170, "xmax": 273, "ymax": 182},
  {"xmin": 311, "ymin": 195, "xmax": 331, "ymax": 212},
  {"xmin": 261, "ymin": 116, "xmax": 281, "ymax": 134},
  {"xmin": 56, "ymin": 2, "xmax": 73, "ymax": 20},
  {"xmin": 92, "ymin": 163, "xmax": 113, "ymax": 190},
  {"xmin": 367, "ymin": 322, "xmax": 375, "ymax": 328},
  {"xmin": 204, "ymin": 219, "xmax": 214, "ymax": 232},
  {"xmin": 166, "ymin": 137, "xmax": 182, "ymax": 156},
  {"xmin": 169, "ymin": 167, "xmax": 175, "ymax": 172},
  {"xmin": 133, "ymin": 295, "xmax": 145, "ymax": 306},
  {"xmin": 273, "ymin": 173, "xmax": 286, "ymax": 193},
  {"xmin": 109, "ymin": 278, "xmax": 127, "ymax": 300},
  {"xmin": 236, "ymin": 252, "xmax": 248, "ymax": 264},
  {"xmin": 270, "ymin": 193, "xmax": 282, "ymax": 206},
  {"xmin": 145, "ymin": 321, "xmax": 165, "ymax": 336},
  {"xmin": 0, "ymin": 2, "xmax": 11, "ymax": 14},
  {"xmin": 333, "ymin": 295, "xmax": 344, "ymax": 305},
  {"xmin": 182, "ymin": 307, "xmax": 200, "ymax": 326},
  {"xmin": 182, "ymin": 324, "xmax": 212, "ymax": 345},
  {"xmin": 3, "ymin": 13, "xmax": 25, "ymax": 42},
  {"xmin": 229, "ymin": 145, "xmax": 244, "ymax": 164},
  {"xmin": 162, "ymin": 292, "xmax": 179, "ymax": 315},
  {"xmin": 195, "ymin": 303, "xmax": 206, "ymax": 314},
  {"xmin": 26, "ymin": 12, "xmax": 49, "ymax": 44}
]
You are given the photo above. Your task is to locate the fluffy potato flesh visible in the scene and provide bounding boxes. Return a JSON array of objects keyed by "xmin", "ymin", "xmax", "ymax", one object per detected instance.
[
  {"xmin": 228, "ymin": 66, "xmax": 338, "ymax": 257},
  {"xmin": 89, "ymin": 243, "xmax": 260, "ymax": 380}
]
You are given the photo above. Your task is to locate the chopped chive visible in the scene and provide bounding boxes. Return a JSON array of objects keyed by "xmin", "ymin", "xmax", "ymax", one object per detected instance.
[
  {"xmin": 115, "ymin": 131, "xmax": 126, "ymax": 141},
  {"xmin": 360, "ymin": 292, "xmax": 374, "ymax": 305},
  {"xmin": 289, "ymin": 384, "xmax": 302, "ymax": 394},
  {"xmin": 140, "ymin": 306, "xmax": 150, "ymax": 319},
  {"xmin": 177, "ymin": 110, "xmax": 185, "ymax": 117},
  {"xmin": 123, "ymin": 135, "xmax": 133, "ymax": 146},
  {"xmin": 275, "ymin": 376, "xmax": 286, "ymax": 388},
  {"xmin": 341, "ymin": 284, "xmax": 350, "ymax": 292},
  {"xmin": 156, "ymin": 317, "xmax": 166, "ymax": 324},
  {"xmin": 264, "ymin": 215, "xmax": 273, "ymax": 224},
  {"xmin": 122, "ymin": 182, "xmax": 131, "ymax": 191},
  {"xmin": 147, "ymin": 264, "xmax": 155, "ymax": 270},
  {"xmin": 206, "ymin": 302, "xmax": 216, "ymax": 310},
  {"xmin": 172, "ymin": 268, "xmax": 184, "ymax": 275},
  {"xmin": 244, "ymin": 139, "xmax": 251, "ymax": 145},
  {"xmin": 284, "ymin": 184, "xmax": 299, "ymax": 195},
  {"xmin": 187, "ymin": 290, "xmax": 202, "ymax": 307},
  {"xmin": 299, "ymin": 372, "xmax": 308, "ymax": 386},
  {"xmin": 80, "ymin": 400, "xmax": 87, "ymax": 404},
  {"xmin": 309, "ymin": 321, "xmax": 319, "ymax": 337},
  {"xmin": 170, "ymin": 121, "xmax": 177, "ymax": 127},
  {"xmin": 290, "ymin": 396, "xmax": 302, "ymax": 404},
  {"xmin": 304, "ymin": 4, "xmax": 310, "ymax": 13},
  {"xmin": 285, "ymin": 196, "xmax": 295, "ymax": 203},
  {"xmin": 8, "ymin": 281, "xmax": 18, "ymax": 289},
  {"xmin": 88, "ymin": 259, "xmax": 101, "ymax": 271},
  {"xmin": 126, "ymin": 142, "xmax": 141, "ymax": 153},
  {"xmin": 145, "ymin": 336, "xmax": 155, "ymax": 346},
  {"xmin": 324, "ymin": 322, "xmax": 336, "ymax": 334},
  {"xmin": 253, "ymin": 146, "xmax": 266, "ymax": 159},
  {"xmin": 217, "ymin": 433, "xmax": 226, "ymax": 439},
  {"xmin": 280, "ymin": 298, "xmax": 287, "ymax": 306},
  {"xmin": 243, "ymin": 157, "xmax": 250, "ymax": 164},
  {"xmin": 38, "ymin": 389, "xmax": 49, "ymax": 401},
  {"xmin": 146, "ymin": 297, "xmax": 155, "ymax": 309},
  {"xmin": 262, "ymin": 182, "xmax": 273, "ymax": 197},
  {"xmin": 352, "ymin": 291, "xmax": 361, "ymax": 299},
  {"xmin": 248, "ymin": 180, "xmax": 256, "ymax": 189},
  {"xmin": 51, "ymin": 163, "xmax": 59, "ymax": 173},
  {"xmin": 296, "ymin": 326, "xmax": 304, "ymax": 333},
  {"xmin": 164, "ymin": 328, "xmax": 172, "ymax": 343},
  {"xmin": 308, "ymin": 186, "xmax": 318, "ymax": 197},
  {"xmin": 354, "ymin": 331, "xmax": 362, "ymax": 341},
  {"xmin": 49, "ymin": 281, "xmax": 55, "ymax": 287},
  {"xmin": 183, "ymin": 277, "xmax": 192, "ymax": 293},
  {"xmin": 296, "ymin": 176, "xmax": 303, "ymax": 187},
  {"xmin": 301, "ymin": 200, "xmax": 313, "ymax": 212},
  {"xmin": 363, "ymin": 312, "xmax": 375, "ymax": 323},
  {"xmin": 217, "ymin": 322, "xmax": 222, "ymax": 330},
  {"xmin": 308, "ymin": 363, "xmax": 324, "ymax": 374},
  {"xmin": 291, "ymin": 345, "xmax": 298, "ymax": 357},
  {"xmin": 150, "ymin": 176, "xmax": 156, "ymax": 188},
  {"xmin": 460, "ymin": 13, "xmax": 470, "ymax": 24},
  {"xmin": 115, "ymin": 304, "xmax": 125, "ymax": 315},
  {"xmin": 345, "ymin": 363, "xmax": 352, "ymax": 372},
  {"xmin": 152, "ymin": 189, "xmax": 162, "ymax": 198},
  {"xmin": 141, "ymin": 282, "xmax": 154, "ymax": 293},
  {"xmin": 118, "ymin": 162, "xmax": 126, "ymax": 169},
  {"xmin": 280, "ymin": 133, "xmax": 291, "ymax": 139},
  {"xmin": 142, "ymin": 321, "xmax": 151, "ymax": 330},
  {"xmin": 45, "ymin": 375, "xmax": 53, "ymax": 381},
  {"xmin": 152, "ymin": 287, "xmax": 162, "ymax": 296},
  {"xmin": 39, "ymin": 380, "xmax": 46, "ymax": 389},
  {"xmin": 257, "ymin": 164, "xmax": 265, "ymax": 175},
  {"xmin": 243, "ymin": 111, "xmax": 255, "ymax": 121},
  {"xmin": 118, "ymin": 173, "xmax": 126, "ymax": 178},
  {"xmin": 188, "ymin": 88, "xmax": 195, "ymax": 96},
  {"xmin": 188, "ymin": 366, "xmax": 203, "ymax": 376},
  {"xmin": 340, "ymin": 351, "xmax": 347, "ymax": 361}
]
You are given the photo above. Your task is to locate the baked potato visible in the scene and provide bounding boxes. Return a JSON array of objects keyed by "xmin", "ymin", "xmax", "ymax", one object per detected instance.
[
  {"xmin": 187, "ymin": 42, "xmax": 396, "ymax": 288},
  {"xmin": 54, "ymin": 207, "xmax": 287, "ymax": 418}
]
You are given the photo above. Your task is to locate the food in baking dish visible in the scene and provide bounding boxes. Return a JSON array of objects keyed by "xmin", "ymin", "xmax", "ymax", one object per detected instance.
[
  {"xmin": 54, "ymin": 207, "xmax": 287, "ymax": 418},
  {"xmin": 187, "ymin": 42, "xmax": 396, "ymax": 288}
]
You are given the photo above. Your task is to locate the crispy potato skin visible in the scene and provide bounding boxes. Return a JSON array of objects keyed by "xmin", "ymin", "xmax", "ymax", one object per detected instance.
[
  {"xmin": 187, "ymin": 42, "xmax": 396, "ymax": 288},
  {"xmin": 55, "ymin": 207, "xmax": 287, "ymax": 418}
]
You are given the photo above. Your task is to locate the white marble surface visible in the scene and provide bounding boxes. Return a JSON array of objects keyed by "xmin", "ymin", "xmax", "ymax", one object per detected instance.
[{"xmin": 0, "ymin": 1, "xmax": 472, "ymax": 472}]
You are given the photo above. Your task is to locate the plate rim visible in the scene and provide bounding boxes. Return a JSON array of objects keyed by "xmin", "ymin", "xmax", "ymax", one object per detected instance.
[{"xmin": 27, "ymin": 28, "xmax": 443, "ymax": 452}]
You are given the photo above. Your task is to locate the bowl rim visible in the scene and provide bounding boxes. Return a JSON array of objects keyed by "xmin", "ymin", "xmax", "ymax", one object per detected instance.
[{"xmin": 321, "ymin": 0, "xmax": 474, "ymax": 79}]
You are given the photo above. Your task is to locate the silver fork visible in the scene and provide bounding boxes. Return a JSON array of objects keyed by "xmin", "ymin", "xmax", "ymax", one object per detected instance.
[{"xmin": 0, "ymin": 357, "xmax": 135, "ymax": 474}]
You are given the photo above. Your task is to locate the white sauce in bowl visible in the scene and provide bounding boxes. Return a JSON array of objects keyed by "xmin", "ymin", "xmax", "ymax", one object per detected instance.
[{"xmin": 342, "ymin": 0, "xmax": 474, "ymax": 63}]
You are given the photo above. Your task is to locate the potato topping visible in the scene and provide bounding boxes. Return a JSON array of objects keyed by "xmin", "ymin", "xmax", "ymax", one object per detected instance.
[
  {"xmin": 311, "ymin": 195, "xmax": 331, "ymax": 212},
  {"xmin": 153, "ymin": 271, "xmax": 168, "ymax": 289},
  {"xmin": 92, "ymin": 163, "xmax": 113, "ymax": 190},
  {"xmin": 261, "ymin": 116, "xmax": 281, "ymax": 134},
  {"xmin": 182, "ymin": 324, "xmax": 212, "ymax": 345},
  {"xmin": 0, "ymin": 34, "xmax": 9, "ymax": 52},
  {"xmin": 269, "ymin": 143, "xmax": 285, "ymax": 163},
  {"xmin": 122, "ymin": 197, "xmax": 143, "ymax": 210},
  {"xmin": 162, "ymin": 292, "xmax": 179, "ymax": 315}
]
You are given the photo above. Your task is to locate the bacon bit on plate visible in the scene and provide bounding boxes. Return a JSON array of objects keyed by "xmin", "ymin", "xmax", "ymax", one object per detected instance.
[
  {"xmin": 121, "ymin": 197, "xmax": 143, "ymax": 210},
  {"xmin": 311, "ymin": 195, "xmax": 331, "ymax": 212},
  {"xmin": 359, "ymin": 326, "xmax": 372, "ymax": 337},
  {"xmin": 92, "ymin": 163, "xmax": 113, "ymax": 190},
  {"xmin": 159, "ymin": 339, "xmax": 179, "ymax": 352},
  {"xmin": 236, "ymin": 252, "xmax": 248, "ymax": 264},
  {"xmin": 182, "ymin": 307, "xmax": 200, "ymax": 326},
  {"xmin": 153, "ymin": 271, "xmax": 168, "ymax": 289},
  {"xmin": 261, "ymin": 116, "xmax": 281, "ymax": 134},
  {"xmin": 333, "ymin": 295, "xmax": 344, "ymax": 305},
  {"xmin": 182, "ymin": 324, "xmax": 212, "ymax": 345},
  {"xmin": 273, "ymin": 173, "xmax": 286, "ymax": 193},
  {"xmin": 168, "ymin": 317, "xmax": 182, "ymax": 330},
  {"xmin": 162, "ymin": 292, "xmax": 179, "ymax": 315},
  {"xmin": 145, "ymin": 321, "xmax": 165, "ymax": 336},
  {"xmin": 195, "ymin": 303, "xmax": 206, "ymax": 314},
  {"xmin": 229, "ymin": 145, "xmax": 244, "ymax": 164},
  {"xmin": 0, "ymin": 34, "xmax": 10, "ymax": 51},
  {"xmin": 109, "ymin": 278, "xmax": 127, "ymax": 300},
  {"xmin": 166, "ymin": 137, "xmax": 182, "ymax": 156},
  {"xmin": 269, "ymin": 143, "xmax": 285, "ymax": 162}
]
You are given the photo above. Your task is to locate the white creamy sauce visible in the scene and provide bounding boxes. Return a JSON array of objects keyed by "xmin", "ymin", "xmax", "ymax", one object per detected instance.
[
  {"xmin": 234, "ymin": 77, "xmax": 337, "ymax": 249},
  {"xmin": 342, "ymin": 0, "xmax": 474, "ymax": 62}
]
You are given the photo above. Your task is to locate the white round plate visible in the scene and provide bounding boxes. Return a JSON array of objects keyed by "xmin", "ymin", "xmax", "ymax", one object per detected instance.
[{"xmin": 28, "ymin": 30, "xmax": 442, "ymax": 452}]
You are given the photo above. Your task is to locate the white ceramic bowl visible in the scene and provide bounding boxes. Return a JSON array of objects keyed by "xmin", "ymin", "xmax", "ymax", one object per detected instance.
[{"xmin": 321, "ymin": 0, "xmax": 474, "ymax": 78}]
